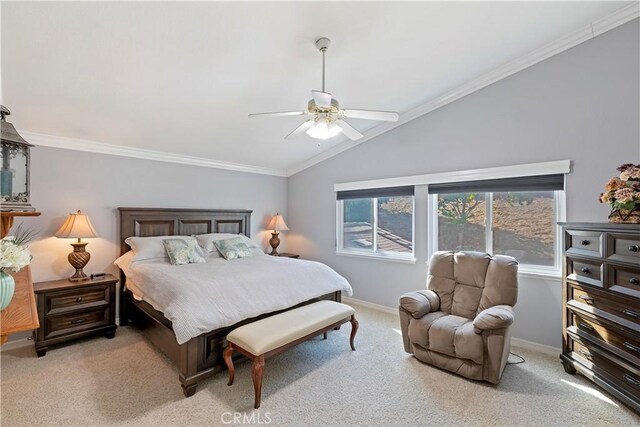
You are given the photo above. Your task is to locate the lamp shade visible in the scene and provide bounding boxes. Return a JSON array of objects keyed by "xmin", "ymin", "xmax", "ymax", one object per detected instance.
[
  {"xmin": 267, "ymin": 213, "xmax": 289, "ymax": 232},
  {"xmin": 55, "ymin": 210, "xmax": 99, "ymax": 239}
]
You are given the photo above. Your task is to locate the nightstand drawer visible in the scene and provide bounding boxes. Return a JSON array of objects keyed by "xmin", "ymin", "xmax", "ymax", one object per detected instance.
[
  {"xmin": 45, "ymin": 285, "xmax": 109, "ymax": 315},
  {"xmin": 44, "ymin": 308, "xmax": 109, "ymax": 339}
]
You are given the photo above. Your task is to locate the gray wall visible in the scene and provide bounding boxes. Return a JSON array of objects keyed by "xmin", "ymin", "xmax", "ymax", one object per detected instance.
[
  {"xmin": 24, "ymin": 146, "xmax": 288, "ymax": 283},
  {"xmin": 287, "ymin": 20, "xmax": 640, "ymax": 348}
]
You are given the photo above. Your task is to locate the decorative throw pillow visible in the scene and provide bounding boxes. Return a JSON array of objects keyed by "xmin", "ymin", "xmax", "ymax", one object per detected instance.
[
  {"xmin": 125, "ymin": 235, "xmax": 191, "ymax": 263},
  {"xmin": 194, "ymin": 233, "xmax": 262, "ymax": 254},
  {"xmin": 214, "ymin": 237, "xmax": 254, "ymax": 261},
  {"xmin": 162, "ymin": 239, "xmax": 206, "ymax": 265}
]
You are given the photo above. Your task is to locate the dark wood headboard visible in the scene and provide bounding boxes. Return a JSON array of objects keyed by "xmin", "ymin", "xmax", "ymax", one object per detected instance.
[{"xmin": 118, "ymin": 208, "xmax": 253, "ymax": 255}]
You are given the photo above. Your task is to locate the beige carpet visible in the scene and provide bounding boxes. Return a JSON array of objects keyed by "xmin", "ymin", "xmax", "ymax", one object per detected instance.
[{"xmin": 1, "ymin": 304, "xmax": 638, "ymax": 426}]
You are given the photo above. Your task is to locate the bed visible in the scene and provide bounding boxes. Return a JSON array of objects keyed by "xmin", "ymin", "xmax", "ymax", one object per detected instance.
[{"xmin": 118, "ymin": 207, "xmax": 348, "ymax": 397}]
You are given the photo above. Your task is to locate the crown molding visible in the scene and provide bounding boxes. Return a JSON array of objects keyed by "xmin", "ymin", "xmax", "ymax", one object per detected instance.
[
  {"xmin": 286, "ymin": 4, "xmax": 640, "ymax": 177},
  {"xmin": 21, "ymin": 131, "xmax": 288, "ymax": 177}
]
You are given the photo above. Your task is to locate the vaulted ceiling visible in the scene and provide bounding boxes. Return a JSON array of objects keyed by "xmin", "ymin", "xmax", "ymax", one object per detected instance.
[{"xmin": 1, "ymin": 2, "xmax": 632, "ymax": 175}]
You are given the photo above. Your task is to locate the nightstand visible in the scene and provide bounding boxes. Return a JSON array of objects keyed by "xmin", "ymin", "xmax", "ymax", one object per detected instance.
[
  {"xmin": 33, "ymin": 274, "xmax": 118, "ymax": 357},
  {"xmin": 273, "ymin": 253, "xmax": 300, "ymax": 259}
]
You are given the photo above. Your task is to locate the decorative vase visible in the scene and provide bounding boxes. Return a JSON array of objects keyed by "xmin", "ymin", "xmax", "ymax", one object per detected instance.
[
  {"xmin": 609, "ymin": 208, "xmax": 640, "ymax": 224},
  {"xmin": 0, "ymin": 271, "xmax": 16, "ymax": 311}
]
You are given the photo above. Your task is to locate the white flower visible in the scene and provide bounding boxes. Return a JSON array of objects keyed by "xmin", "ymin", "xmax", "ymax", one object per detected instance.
[{"xmin": 0, "ymin": 240, "xmax": 32, "ymax": 272}]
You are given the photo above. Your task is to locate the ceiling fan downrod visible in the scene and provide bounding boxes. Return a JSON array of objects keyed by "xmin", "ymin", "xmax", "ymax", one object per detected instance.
[{"xmin": 315, "ymin": 37, "xmax": 331, "ymax": 93}]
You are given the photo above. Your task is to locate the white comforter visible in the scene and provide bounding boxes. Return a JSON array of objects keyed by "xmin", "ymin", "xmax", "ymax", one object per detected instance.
[{"xmin": 119, "ymin": 253, "xmax": 353, "ymax": 344}]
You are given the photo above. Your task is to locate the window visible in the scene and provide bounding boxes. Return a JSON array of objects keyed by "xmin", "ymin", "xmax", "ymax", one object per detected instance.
[
  {"xmin": 430, "ymin": 174, "xmax": 565, "ymax": 274},
  {"xmin": 337, "ymin": 186, "xmax": 415, "ymax": 262}
]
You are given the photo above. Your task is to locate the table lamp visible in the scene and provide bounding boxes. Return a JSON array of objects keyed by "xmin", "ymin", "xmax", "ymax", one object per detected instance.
[
  {"xmin": 55, "ymin": 210, "xmax": 99, "ymax": 281},
  {"xmin": 266, "ymin": 213, "xmax": 289, "ymax": 256}
]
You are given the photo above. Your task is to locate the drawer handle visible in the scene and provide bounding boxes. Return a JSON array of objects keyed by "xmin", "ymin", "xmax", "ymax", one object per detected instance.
[
  {"xmin": 76, "ymin": 297, "xmax": 83, "ymax": 303},
  {"xmin": 578, "ymin": 322, "xmax": 594, "ymax": 331},
  {"xmin": 629, "ymin": 245, "xmax": 639, "ymax": 253},
  {"xmin": 630, "ymin": 277, "xmax": 639, "ymax": 286},
  {"xmin": 623, "ymin": 374, "xmax": 640, "ymax": 387},
  {"xmin": 581, "ymin": 240, "xmax": 591, "ymax": 246},
  {"xmin": 623, "ymin": 309, "xmax": 640, "ymax": 319},
  {"xmin": 70, "ymin": 318, "xmax": 86, "ymax": 325},
  {"xmin": 578, "ymin": 349, "xmax": 593, "ymax": 360},
  {"xmin": 580, "ymin": 267, "xmax": 591, "ymax": 275},
  {"xmin": 578, "ymin": 295, "xmax": 594, "ymax": 304},
  {"xmin": 623, "ymin": 342, "xmax": 640, "ymax": 354}
]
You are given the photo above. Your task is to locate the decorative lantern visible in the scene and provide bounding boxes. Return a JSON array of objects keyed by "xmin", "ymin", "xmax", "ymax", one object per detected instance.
[{"xmin": 1, "ymin": 106, "xmax": 34, "ymax": 212}]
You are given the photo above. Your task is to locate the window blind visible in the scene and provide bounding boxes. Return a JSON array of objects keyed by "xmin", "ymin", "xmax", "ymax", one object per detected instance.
[
  {"xmin": 336, "ymin": 185, "xmax": 414, "ymax": 200},
  {"xmin": 427, "ymin": 174, "xmax": 564, "ymax": 194}
]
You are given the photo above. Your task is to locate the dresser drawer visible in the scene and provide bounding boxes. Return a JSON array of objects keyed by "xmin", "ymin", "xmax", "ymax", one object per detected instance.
[
  {"xmin": 607, "ymin": 264, "xmax": 640, "ymax": 299},
  {"xmin": 570, "ymin": 313, "xmax": 640, "ymax": 365},
  {"xmin": 567, "ymin": 257, "xmax": 604, "ymax": 287},
  {"xmin": 44, "ymin": 285, "xmax": 109, "ymax": 315},
  {"xmin": 44, "ymin": 308, "xmax": 109, "ymax": 339},
  {"xmin": 572, "ymin": 339, "xmax": 640, "ymax": 396},
  {"xmin": 607, "ymin": 233, "xmax": 640, "ymax": 264},
  {"xmin": 565, "ymin": 229, "xmax": 604, "ymax": 258},
  {"xmin": 568, "ymin": 286, "xmax": 640, "ymax": 331}
]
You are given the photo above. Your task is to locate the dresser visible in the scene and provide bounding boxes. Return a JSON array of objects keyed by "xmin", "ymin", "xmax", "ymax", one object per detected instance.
[
  {"xmin": 559, "ymin": 223, "xmax": 639, "ymax": 412},
  {"xmin": 33, "ymin": 274, "xmax": 117, "ymax": 356}
]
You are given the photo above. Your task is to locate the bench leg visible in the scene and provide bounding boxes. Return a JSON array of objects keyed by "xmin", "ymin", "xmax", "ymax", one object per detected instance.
[
  {"xmin": 251, "ymin": 355, "xmax": 265, "ymax": 409},
  {"xmin": 349, "ymin": 315, "xmax": 359, "ymax": 351},
  {"xmin": 323, "ymin": 331, "xmax": 328, "ymax": 340},
  {"xmin": 223, "ymin": 344, "xmax": 235, "ymax": 386}
]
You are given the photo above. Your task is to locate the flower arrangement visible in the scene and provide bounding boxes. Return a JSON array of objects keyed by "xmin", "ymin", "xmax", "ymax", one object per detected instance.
[
  {"xmin": 0, "ymin": 224, "xmax": 36, "ymax": 273},
  {"xmin": 0, "ymin": 224, "xmax": 36, "ymax": 310},
  {"xmin": 599, "ymin": 163, "xmax": 640, "ymax": 223}
]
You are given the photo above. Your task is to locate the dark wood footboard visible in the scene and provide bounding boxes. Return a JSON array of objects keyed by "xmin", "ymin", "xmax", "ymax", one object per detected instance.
[{"xmin": 121, "ymin": 287, "xmax": 341, "ymax": 396}]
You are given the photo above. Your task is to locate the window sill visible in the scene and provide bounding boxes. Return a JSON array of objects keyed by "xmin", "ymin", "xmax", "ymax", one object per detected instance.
[
  {"xmin": 517, "ymin": 268, "xmax": 562, "ymax": 281},
  {"xmin": 335, "ymin": 250, "xmax": 416, "ymax": 264}
]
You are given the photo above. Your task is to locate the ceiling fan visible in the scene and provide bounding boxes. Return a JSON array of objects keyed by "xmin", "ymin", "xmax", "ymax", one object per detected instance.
[{"xmin": 249, "ymin": 37, "xmax": 399, "ymax": 141}]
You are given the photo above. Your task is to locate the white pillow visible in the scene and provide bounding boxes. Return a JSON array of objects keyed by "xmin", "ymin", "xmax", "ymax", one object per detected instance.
[
  {"xmin": 114, "ymin": 250, "xmax": 135, "ymax": 272},
  {"xmin": 124, "ymin": 235, "xmax": 192, "ymax": 262},
  {"xmin": 193, "ymin": 233, "xmax": 262, "ymax": 253}
]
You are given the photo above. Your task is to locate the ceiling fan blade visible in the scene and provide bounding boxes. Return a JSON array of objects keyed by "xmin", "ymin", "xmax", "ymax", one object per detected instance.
[
  {"xmin": 335, "ymin": 119, "xmax": 363, "ymax": 141},
  {"xmin": 342, "ymin": 109, "xmax": 399, "ymax": 122},
  {"xmin": 248, "ymin": 111, "xmax": 308, "ymax": 118},
  {"xmin": 285, "ymin": 120, "xmax": 315, "ymax": 139},
  {"xmin": 312, "ymin": 90, "xmax": 332, "ymax": 108}
]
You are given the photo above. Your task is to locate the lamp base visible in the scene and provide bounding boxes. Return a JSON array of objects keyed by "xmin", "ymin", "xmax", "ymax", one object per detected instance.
[
  {"xmin": 68, "ymin": 241, "xmax": 91, "ymax": 282},
  {"xmin": 269, "ymin": 232, "xmax": 281, "ymax": 256}
]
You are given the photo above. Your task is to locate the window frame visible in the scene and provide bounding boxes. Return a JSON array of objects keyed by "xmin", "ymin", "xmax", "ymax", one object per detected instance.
[
  {"xmin": 428, "ymin": 190, "xmax": 565, "ymax": 278},
  {"xmin": 336, "ymin": 196, "xmax": 416, "ymax": 264}
]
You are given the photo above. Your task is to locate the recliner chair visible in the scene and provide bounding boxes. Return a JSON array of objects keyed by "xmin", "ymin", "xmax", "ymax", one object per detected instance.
[{"xmin": 399, "ymin": 251, "xmax": 518, "ymax": 384}]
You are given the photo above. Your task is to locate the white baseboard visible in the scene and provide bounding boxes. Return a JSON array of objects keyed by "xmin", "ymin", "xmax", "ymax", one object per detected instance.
[
  {"xmin": 342, "ymin": 296, "xmax": 398, "ymax": 316},
  {"xmin": 0, "ymin": 337, "xmax": 32, "ymax": 352},
  {"xmin": 511, "ymin": 337, "xmax": 561, "ymax": 357},
  {"xmin": 343, "ymin": 296, "xmax": 561, "ymax": 357}
]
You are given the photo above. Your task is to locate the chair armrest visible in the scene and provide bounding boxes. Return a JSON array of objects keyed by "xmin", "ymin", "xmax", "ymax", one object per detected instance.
[
  {"xmin": 399, "ymin": 290, "xmax": 440, "ymax": 319},
  {"xmin": 473, "ymin": 305, "xmax": 515, "ymax": 333}
]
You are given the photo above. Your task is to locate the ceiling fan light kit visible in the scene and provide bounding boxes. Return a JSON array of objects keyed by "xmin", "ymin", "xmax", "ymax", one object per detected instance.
[{"xmin": 249, "ymin": 37, "xmax": 399, "ymax": 142}]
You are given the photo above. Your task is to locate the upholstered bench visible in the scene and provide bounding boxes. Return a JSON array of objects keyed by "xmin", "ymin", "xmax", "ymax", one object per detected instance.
[{"xmin": 223, "ymin": 300, "xmax": 359, "ymax": 408}]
